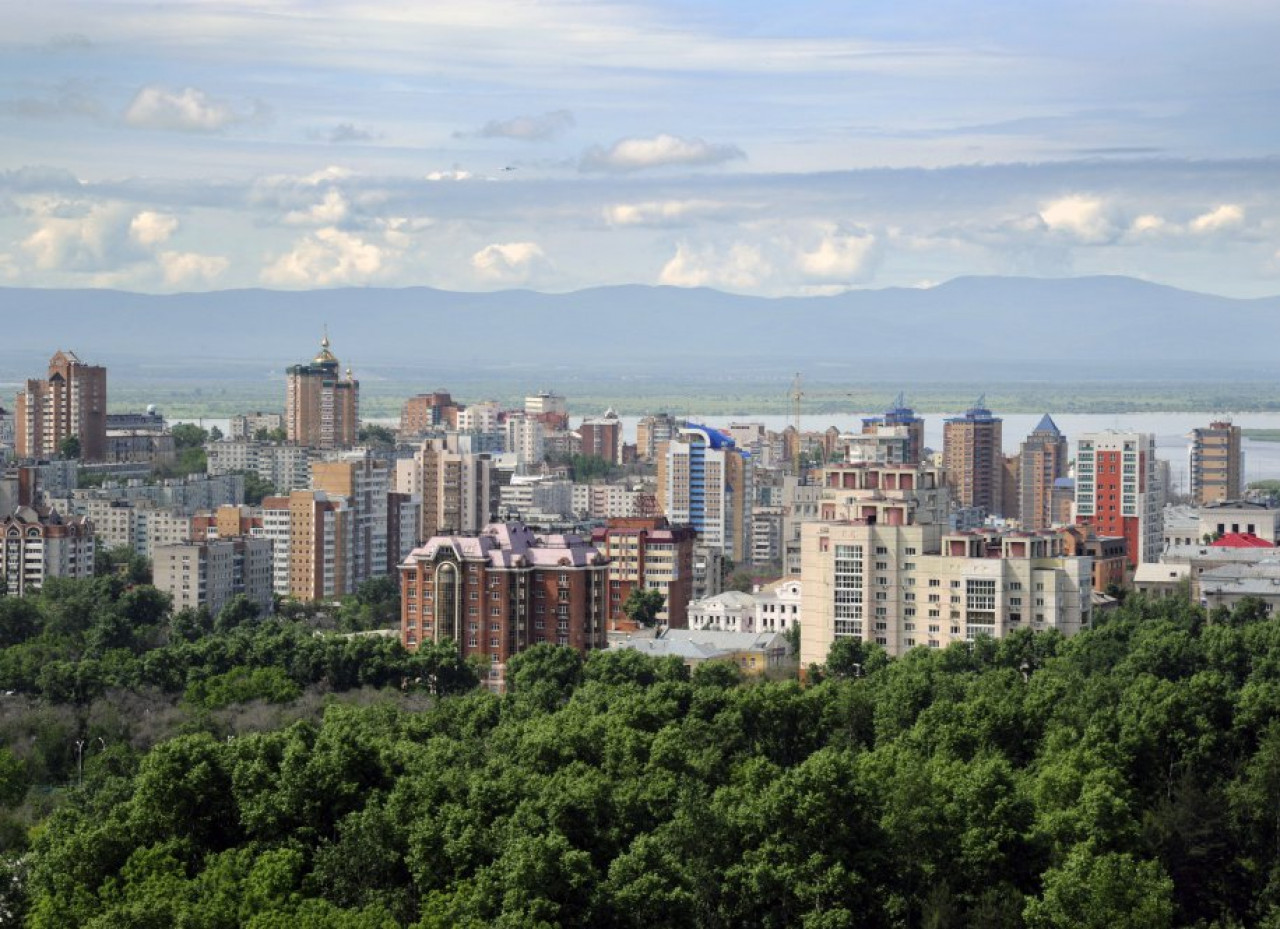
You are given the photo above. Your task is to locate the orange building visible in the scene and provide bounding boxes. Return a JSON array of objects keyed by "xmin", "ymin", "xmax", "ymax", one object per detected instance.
[{"xmin": 16, "ymin": 350, "xmax": 108, "ymax": 461}]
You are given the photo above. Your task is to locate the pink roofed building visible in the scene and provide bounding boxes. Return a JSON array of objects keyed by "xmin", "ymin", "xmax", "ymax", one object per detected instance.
[{"xmin": 399, "ymin": 522, "xmax": 609, "ymax": 691}]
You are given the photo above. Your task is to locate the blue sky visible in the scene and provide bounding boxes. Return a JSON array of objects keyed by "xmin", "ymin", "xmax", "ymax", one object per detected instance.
[{"xmin": 1, "ymin": 0, "xmax": 1278, "ymax": 296}]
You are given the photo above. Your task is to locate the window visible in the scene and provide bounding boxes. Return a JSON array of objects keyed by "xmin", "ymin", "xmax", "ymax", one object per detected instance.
[
  {"xmin": 876, "ymin": 561, "xmax": 888, "ymax": 570},
  {"xmin": 833, "ymin": 544, "xmax": 864, "ymax": 638},
  {"xmin": 928, "ymin": 608, "xmax": 940, "ymax": 618},
  {"xmin": 950, "ymin": 580, "xmax": 961, "ymax": 588},
  {"xmin": 905, "ymin": 547, "xmax": 917, "ymax": 556},
  {"xmin": 929, "ymin": 578, "xmax": 941, "ymax": 587},
  {"xmin": 876, "ymin": 546, "xmax": 888, "ymax": 555},
  {"xmin": 904, "ymin": 607, "xmax": 916, "ymax": 616}
]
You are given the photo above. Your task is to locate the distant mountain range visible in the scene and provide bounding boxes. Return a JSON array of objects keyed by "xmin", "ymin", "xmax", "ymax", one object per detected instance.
[{"xmin": 0, "ymin": 276, "xmax": 1276, "ymax": 382}]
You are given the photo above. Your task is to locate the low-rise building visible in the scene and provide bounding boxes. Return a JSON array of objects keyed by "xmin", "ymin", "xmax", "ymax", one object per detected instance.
[{"xmin": 610, "ymin": 628, "xmax": 791, "ymax": 675}]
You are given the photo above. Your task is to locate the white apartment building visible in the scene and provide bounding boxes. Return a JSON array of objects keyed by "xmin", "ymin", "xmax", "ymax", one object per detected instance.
[
  {"xmin": 207, "ymin": 440, "xmax": 315, "ymax": 491},
  {"xmin": 800, "ymin": 522, "xmax": 1091, "ymax": 665},
  {"xmin": 572, "ymin": 482, "xmax": 645, "ymax": 520},
  {"xmin": 1075, "ymin": 431, "xmax": 1164, "ymax": 566},
  {"xmin": 504, "ymin": 414, "xmax": 546, "ymax": 469}
]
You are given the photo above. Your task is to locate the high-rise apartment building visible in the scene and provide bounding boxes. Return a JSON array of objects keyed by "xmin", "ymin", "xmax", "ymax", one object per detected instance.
[
  {"xmin": 154, "ymin": 538, "xmax": 273, "ymax": 618},
  {"xmin": 800, "ymin": 521, "xmax": 1091, "ymax": 665},
  {"xmin": 525, "ymin": 391, "xmax": 569, "ymax": 431},
  {"xmin": 1018, "ymin": 415, "xmax": 1069, "ymax": 530},
  {"xmin": 590, "ymin": 516, "xmax": 697, "ymax": 628},
  {"xmin": 1, "ymin": 506, "xmax": 94, "ymax": 595},
  {"xmin": 399, "ymin": 522, "xmax": 609, "ymax": 691},
  {"xmin": 636, "ymin": 413, "xmax": 680, "ymax": 463},
  {"xmin": 503, "ymin": 414, "xmax": 545, "ymax": 468},
  {"xmin": 862, "ymin": 395, "xmax": 925, "ymax": 465},
  {"xmin": 15, "ymin": 350, "xmax": 108, "ymax": 461},
  {"xmin": 260, "ymin": 490, "xmax": 351, "ymax": 600},
  {"xmin": 399, "ymin": 391, "xmax": 460, "ymax": 436},
  {"xmin": 1189, "ymin": 420, "xmax": 1242, "ymax": 505},
  {"xmin": 284, "ymin": 335, "xmax": 359, "ymax": 449},
  {"xmin": 658, "ymin": 424, "xmax": 753, "ymax": 563},
  {"xmin": 312, "ymin": 452, "xmax": 391, "ymax": 587},
  {"xmin": 1075, "ymin": 431, "xmax": 1163, "ymax": 567},
  {"xmin": 411, "ymin": 436, "xmax": 495, "ymax": 540},
  {"xmin": 943, "ymin": 400, "xmax": 1003, "ymax": 514},
  {"xmin": 579, "ymin": 410, "xmax": 622, "ymax": 464}
]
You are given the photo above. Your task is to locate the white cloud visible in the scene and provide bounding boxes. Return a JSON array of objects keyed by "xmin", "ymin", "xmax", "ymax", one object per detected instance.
[
  {"xmin": 426, "ymin": 169, "xmax": 473, "ymax": 181},
  {"xmin": 20, "ymin": 198, "xmax": 131, "ymax": 271},
  {"xmin": 1038, "ymin": 194, "xmax": 1119, "ymax": 244},
  {"xmin": 603, "ymin": 199, "xmax": 736, "ymax": 227},
  {"xmin": 1129, "ymin": 213, "xmax": 1167, "ymax": 235},
  {"xmin": 464, "ymin": 110, "xmax": 575, "ymax": 141},
  {"xmin": 379, "ymin": 216, "xmax": 434, "ymax": 249},
  {"xmin": 284, "ymin": 189, "xmax": 349, "ymax": 226},
  {"xmin": 129, "ymin": 211, "xmax": 178, "ymax": 246},
  {"xmin": 659, "ymin": 242, "xmax": 768, "ymax": 290},
  {"xmin": 122, "ymin": 86, "xmax": 248, "ymax": 132},
  {"xmin": 262, "ymin": 227, "xmax": 386, "ymax": 287},
  {"xmin": 581, "ymin": 134, "xmax": 744, "ymax": 173},
  {"xmin": 158, "ymin": 251, "xmax": 229, "ymax": 287},
  {"xmin": 797, "ymin": 229, "xmax": 879, "ymax": 281},
  {"xmin": 1190, "ymin": 203, "xmax": 1244, "ymax": 234},
  {"xmin": 471, "ymin": 242, "xmax": 550, "ymax": 283}
]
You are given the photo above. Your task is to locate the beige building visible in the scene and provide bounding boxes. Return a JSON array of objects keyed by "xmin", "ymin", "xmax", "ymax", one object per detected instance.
[
  {"xmin": 1189, "ymin": 421, "xmax": 1242, "ymax": 506},
  {"xmin": 409, "ymin": 436, "xmax": 495, "ymax": 540},
  {"xmin": 154, "ymin": 538, "xmax": 273, "ymax": 617},
  {"xmin": 800, "ymin": 521, "xmax": 1091, "ymax": 666},
  {"xmin": 16, "ymin": 350, "xmax": 108, "ymax": 461},
  {"xmin": 260, "ymin": 490, "xmax": 351, "ymax": 600},
  {"xmin": 285, "ymin": 334, "xmax": 359, "ymax": 449}
]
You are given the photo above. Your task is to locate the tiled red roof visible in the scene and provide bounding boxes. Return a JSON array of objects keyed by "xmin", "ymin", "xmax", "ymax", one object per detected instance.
[{"xmin": 1212, "ymin": 532, "xmax": 1275, "ymax": 549}]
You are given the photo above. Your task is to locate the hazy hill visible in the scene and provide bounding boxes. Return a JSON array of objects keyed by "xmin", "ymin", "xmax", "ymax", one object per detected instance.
[{"xmin": 0, "ymin": 275, "xmax": 1275, "ymax": 382}]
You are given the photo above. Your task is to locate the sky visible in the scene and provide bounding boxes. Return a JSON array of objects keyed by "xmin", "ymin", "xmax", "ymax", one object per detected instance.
[{"xmin": 1, "ymin": 0, "xmax": 1279, "ymax": 297}]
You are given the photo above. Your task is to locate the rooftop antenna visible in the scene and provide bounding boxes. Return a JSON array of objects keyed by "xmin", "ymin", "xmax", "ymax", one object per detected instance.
[{"xmin": 790, "ymin": 372, "xmax": 804, "ymax": 475}]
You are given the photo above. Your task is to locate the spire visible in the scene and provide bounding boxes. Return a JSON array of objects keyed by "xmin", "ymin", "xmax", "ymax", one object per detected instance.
[
  {"xmin": 1033, "ymin": 413, "xmax": 1061, "ymax": 435},
  {"xmin": 314, "ymin": 327, "xmax": 338, "ymax": 365}
]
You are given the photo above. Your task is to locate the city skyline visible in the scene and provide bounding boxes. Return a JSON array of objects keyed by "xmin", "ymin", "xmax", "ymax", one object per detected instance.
[{"xmin": 1, "ymin": 2, "xmax": 1278, "ymax": 297}]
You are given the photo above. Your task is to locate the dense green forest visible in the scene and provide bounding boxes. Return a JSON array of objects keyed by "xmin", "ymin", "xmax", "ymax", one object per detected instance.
[{"xmin": 3, "ymin": 586, "xmax": 1280, "ymax": 926}]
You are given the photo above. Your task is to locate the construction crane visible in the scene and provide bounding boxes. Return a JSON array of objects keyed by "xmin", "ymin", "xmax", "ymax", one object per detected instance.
[{"xmin": 789, "ymin": 372, "xmax": 803, "ymax": 475}]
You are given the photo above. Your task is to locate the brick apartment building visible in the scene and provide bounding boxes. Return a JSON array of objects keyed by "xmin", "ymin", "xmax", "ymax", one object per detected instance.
[{"xmin": 400, "ymin": 522, "xmax": 608, "ymax": 691}]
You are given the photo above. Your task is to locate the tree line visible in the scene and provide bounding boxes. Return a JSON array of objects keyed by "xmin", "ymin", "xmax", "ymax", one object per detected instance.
[{"xmin": 14, "ymin": 593, "xmax": 1280, "ymax": 926}]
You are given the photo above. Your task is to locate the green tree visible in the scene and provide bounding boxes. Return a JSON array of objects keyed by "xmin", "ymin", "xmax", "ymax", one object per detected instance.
[
  {"xmin": 1024, "ymin": 846, "xmax": 1174, "ymax": 929},
  {"xmin": 357, "ymin": 424, "xmax": 397, "ymax": 447},
  {"xmin": 506, "ymin": 644, "xmax": 583, "ymax": 709},
  {"xmin": 238, "ymin": 470, "xmax": 277, "ymax": 506},
  {"xmin": 170, "ymin": 423, "xmax": 209, "ymax": 449},
  {"xmin": 621, "ymin": 587, "xmax": 665, "ymax": 627},
  {"xmin": 58, "ymin": 435, "xmax": 81, "ymax": 460}
]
